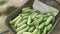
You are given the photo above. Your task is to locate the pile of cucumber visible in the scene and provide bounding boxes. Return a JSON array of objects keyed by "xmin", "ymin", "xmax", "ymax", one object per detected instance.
[{"xmin": 10, "ymin": 7, "xmax": 55, "ymax": 34}]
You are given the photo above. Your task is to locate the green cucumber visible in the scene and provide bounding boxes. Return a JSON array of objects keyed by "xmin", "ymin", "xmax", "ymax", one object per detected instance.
[
  {"xmin": 17, "ymin": 19, "xmax": 27, "ymax": 27},
  {"xmin": 27, "ymin": 15, "xmax": 32, "ymax": 25},
  {"xmin": 32, "ymin": 13, "xmax": 37, "ymax": 19},
  {"xmin": 16, "ymin": 24, "xmax": 27, "ymax": 32},
  {"xmin": 30, "ymin": 18, "xmax": 37, "ymax": 26},
  {"xmin": 45, "ymin": 16, "xmax": 53, "ymax": 25},
  {"xmin": 17, "ymin": 26, "xmax": 30, "ymax": 34},
  {"xmin": 43, "ymin": 12, "xmax": 52, "ymax": 16},
  {"xmin": 47, "ymin": 24, "xmax": 52, "ymax": 31},
  {"xmin": 34, "ymin": 17, "xmax": 43, "ymax": 26},
  {"xmin": 22, "ymin": 7, "xmax": 30, "ymax": 11},
  {"xmin": 32, "ymin": 29, "xmax": 38, "ymax": 34},
  {"xmin": 43, "ymin": 17, "xmax": 48, "ymax": 21},
  {"xmin": 36, "ymin": 14, "xmax": 47, "ymax": 18},
  {"xmin": 28, "ymin": 26, "xmax": 34, "ymax": 32},
  {"xmin": 46, "ymin": 12, "xmax": 52, "ymax": 16},
  {"xmin": 38, "ymin": 23, "xmax": 45, "ymax": 29},
  {"xmin": 31, "ymin": 10, "xmax": 37, "ymax": 13},
  {"xmin": 14, "ymin": 17, "xmax": 22, "ymax": 27},
  {"xmin": 23, "ymin": 32, "xmax": 32, "ymax": 34},
  {"xmin": 37, "ymin": 30, "xmax": 41, "ymax": 34},
  {"xmin": 52, "ymin": 16, "xmax": 55, "ymax": 24},
  {"xmin": 22, "ymin": 7, "xmax": 31, "ymax": 13},
  {"xmin": 23, "ymin": 16, "xmax": 28, "ymax": 19},
  {"xmin": 20, "ymin": 13, "xmax": 29, "ymax": 16},
  {"xmin": 42, "ymin": 27, "xmax": 47, "ymax": 34},
  {"xmin": 10, "ymin": 15, "xmax": 20, "ymax": 25}
]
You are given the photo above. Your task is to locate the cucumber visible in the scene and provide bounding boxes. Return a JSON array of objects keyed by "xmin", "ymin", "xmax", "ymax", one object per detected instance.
[
  {"xmin": 10, "ymin": 15, "xmax": 20, "ymax": 25},
  {"xmin": 51, "ymin": 16, "xmax": 55, "ymax": 24},
  {"xmin": 31, "ymin": 13, "xmax": 37, "ymax": 19},
  {"xmin": 17, "ymin": 19, "xmax": 27, "ymax": 27},
  {"xmin": 47, "ymin": 24, "xmax": 52, "ymax": 31},
  {"xmin": 46, "ymin": 12, "xmax": 52, "ymax": 16},
  {"xmin": 36, "ymin": 14, "xmax": 47, "ymax": 18},
  {"xmin": 37, "ymin": 30, "xmax": 41, "ymax": 34},
  {"xmin": 42, "ymin": 27, "xmax": 47, "ymax": 34},
  {"xmin": 30, "ymin": 18, "xmax": 37, "ymax": 26},
  {"xmin": 31, "ymin": 10, "xmax": 37, "ymax": 13},
  {"xmin": 20, "ymin": 13, "xmax": 29, "ymax": 17},
  {"xmin": 23, "ymin": 32, "xmax": 32, "ymax": 34},
  {"xmin": 43, "ymin": 17, "xmax": 48, "ymax": 21},
  {"xmin": 28, "ymin": 26, "xmax": 34, "ymax": 32},
  {"xmin": 38, "ymin": 23, "xmax": 45, "ymax": 29},
  {"xmin": 22, "ymin": 7, "xmax": 30, "ymax": 11},
  {"xmin": 34, "ymin": 17, "xmax": 43, "ymax": 26},
  {"xmin": 23, "ymin": 16, "xmax": 28, "ymax": 19},
  {"xmin": 45, "ymin": 16, "xmax": 53, "ymax": 25},
  {"xmin": 14, "ymin": 17, "xmax": 22, "ymax": 27},
  {"xmin": 16, "ymin": 24, "xmax": 27, "ymax": 32},
  {"xmin": 17, "ymin": 26, "xmax": 30, "ymax": 34},
  {"xmin": 32, "ymin": 29, "xmax": 38, "ymax": 34},
  {"xmin": 43, "ymin": 12, "xmax": 52, "ymax": 16},
  {"xmin": 27, "ymin": 15, "xmax": 32, "ymax": 25},
  {"xmin": 22, "ymin": 8, "xmax": 31, "ymax": 13},
  {"xmin": 11, "ymin": 25, "xmax": 16, "ymax": 30},
  {"xmin": 36, "ymin": 14, "xmax": 41, "ymax": 18}
]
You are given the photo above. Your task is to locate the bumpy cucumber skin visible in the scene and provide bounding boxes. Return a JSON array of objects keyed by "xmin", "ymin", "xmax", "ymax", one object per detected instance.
[
  {"xmin": 28, "ymin": 26, "xmax": 34, "ymax": 32},
  {"xmin": 38, "ymin": 23, "xmax": 45, "ymax": 29},
  {"xmin": 32, "ymin": 29, "xmax": 38, "ymax": 34},
  {"xmin": 17, "ymin": 19, "xmax": 27, "ymax": 27},
  {"xmin": 42, "ymin": 27, "xmax": 47, "ymax": 34},
  {"xmin": 27, "ymin": 15, "xmax": 32, "ymax": 25},
  {"xmin": 10, "ymin": 15, "xmax": 20, "ymax": 25},
  {"xmin": 16, "ymin": 24, "xmax": 26, "ymax": 32},
  {"xmin": 47, "ymin": 24, "xmax": 52, "ymax": 31},
  {"xmin": 34, "ymin": 17, "xmax": 43, "ymax": 26},
  {"xmin": 45, "ymin": 16, "xmax": 53, "ymax": 25},
  {"xmin": 14, "ymin": 17, "xmax": 22, "ymax": 27},
  {"xmin": 17, "ymin": 26, "xmax": 29, "ymax": 34},
  {"xmin": 37, "ymin": 30, "xmax": 41, "ymax": 34}
]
